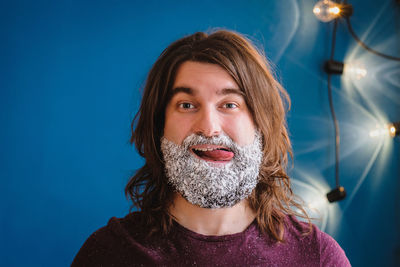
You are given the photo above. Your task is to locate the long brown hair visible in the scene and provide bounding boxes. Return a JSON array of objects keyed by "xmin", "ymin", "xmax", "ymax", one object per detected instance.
[{"xmin": 125, "ymin": 29, "xmax": 309, "ymax": 241}]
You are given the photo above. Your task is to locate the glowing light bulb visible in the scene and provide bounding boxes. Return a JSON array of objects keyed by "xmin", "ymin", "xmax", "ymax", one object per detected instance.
[
  {"xmin": 343, "ymin": 62, "xmax": 367, "ymax": 80},
  {"xmin": 313, "ymin": 0, "xmax": 341, "ymax": 22},
  {"xmin": 369, "ymin": 122, "xmax": 399, "ymax": 138},
  {"xmin": 369, "ymin": 124, "xmax": 388, "ymax": 138},
  {"xmin": 313, "ymin": 0, "xmax": 353, "ymax": 22}
]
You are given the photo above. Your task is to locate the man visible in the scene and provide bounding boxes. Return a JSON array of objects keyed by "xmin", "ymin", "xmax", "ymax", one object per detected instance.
[{"xmin": 72, "ymin": 30, "xmax": 350, "ymax": 266}]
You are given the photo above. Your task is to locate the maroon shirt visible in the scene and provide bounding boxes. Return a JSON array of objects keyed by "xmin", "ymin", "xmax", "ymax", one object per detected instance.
[{"xmin": 72, "ymin": 212, "xmax": 350, "ymax": 266}]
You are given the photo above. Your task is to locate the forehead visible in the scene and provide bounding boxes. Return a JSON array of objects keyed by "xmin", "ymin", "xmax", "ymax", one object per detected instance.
[
  {"xmin": 174, "ymin": 61, "xmax": 234, "ymax": 81},
  {"xmin": 171, "ymin": 61, "xmax": 243, "ymax": 97}
]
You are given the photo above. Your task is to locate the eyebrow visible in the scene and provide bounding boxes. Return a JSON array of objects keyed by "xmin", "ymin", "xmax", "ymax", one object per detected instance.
[
  {"xmin": 170, "ymin": 86, "xmax": 245, "ymax": 98},
  {"xmin": 170, "ymin": 87, "xmax": 194, "ymax": 97},
  {"xmin": 217, "ymin": 88, "xmax": 245, "ymax": 97}
]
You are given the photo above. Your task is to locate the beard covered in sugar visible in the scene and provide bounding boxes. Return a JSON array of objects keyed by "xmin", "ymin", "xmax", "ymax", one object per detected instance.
[{"xmin": 160, "ymin": 132, "xmax": 263, "ymax": 209}]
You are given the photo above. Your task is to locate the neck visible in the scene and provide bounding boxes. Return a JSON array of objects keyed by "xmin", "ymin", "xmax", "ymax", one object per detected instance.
[{"xmin": 168, "ymin": 193, "xmax": 256, "ymax": 236}]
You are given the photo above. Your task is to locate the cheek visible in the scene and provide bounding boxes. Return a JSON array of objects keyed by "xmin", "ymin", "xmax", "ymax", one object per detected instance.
[
  {"xmin": 164, "ymin": 115, "xmax": 192, "ymax": 144},
  {"xmin": 222, "ymin": 116, "xmax": 256, "ymax": 146}
]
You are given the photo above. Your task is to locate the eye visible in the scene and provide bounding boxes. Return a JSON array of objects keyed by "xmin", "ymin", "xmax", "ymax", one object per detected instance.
[
  {"xmin": 178, "ymin": 102, "xmax": 195, "ymax": 109},
  {"xmin": 222, "ymin": 103, "xmax": 238, "ymax": 109}
]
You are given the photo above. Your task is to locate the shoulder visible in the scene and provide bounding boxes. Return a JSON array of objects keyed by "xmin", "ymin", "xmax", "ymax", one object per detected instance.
[
  {"xmin": 71, "ymin": 212, "xmax": 149, "ymax": 266},
  {"xmin": 317, "ymin": 230, "xmax": 351, "ymax": 267},
  {"xmin": 283, "ymin": 216, "xmax": 351, "ymax": 267}
]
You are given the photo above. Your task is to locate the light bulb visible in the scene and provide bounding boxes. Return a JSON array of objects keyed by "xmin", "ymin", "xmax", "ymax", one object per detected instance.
[
  {"xmin": 313, "ymin": 0, "xmax": 353, "ymax": 22},
  {"xmin": 324, "ymin": 60, "xmax": 367, "ymax": 80},
  {"xmin": 343, "ymin": 62, "xmax": 367, "ymax": 80},
  {"xmin": 369, "ymin": 122, "xmax": 399, "ymax": 138},
  {"xmin": 313, "ymin": 0, "xmax": 341, "ymax": 22},
  {"xmin": 369, "ymin": 125, "xmax": 389, "ymax": 138}
]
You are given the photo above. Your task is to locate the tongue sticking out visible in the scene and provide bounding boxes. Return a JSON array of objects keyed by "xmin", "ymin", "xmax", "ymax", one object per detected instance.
[{"xmin": 195, "ymin": 149, "xmax": 234, "ymax": 161}]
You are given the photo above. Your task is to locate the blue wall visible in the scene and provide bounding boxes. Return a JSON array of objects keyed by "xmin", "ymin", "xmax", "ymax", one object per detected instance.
[{"xmin": 1, "ymin": 0, "xmax": 399, "ymax": 266}]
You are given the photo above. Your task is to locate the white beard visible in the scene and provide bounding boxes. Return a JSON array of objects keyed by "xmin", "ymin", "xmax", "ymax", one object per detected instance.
[{"xmin": 160, "ymin": 132, "xmax": 263, "ymax": 208}]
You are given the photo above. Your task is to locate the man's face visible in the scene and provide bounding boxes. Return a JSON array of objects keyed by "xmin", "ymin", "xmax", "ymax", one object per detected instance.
[
  {"xmin": 164, "ymin": 61, "xmax": 256, "ymax": 161},
  {"xmin": 162, "ymin": 61, "xmax": 261, "ymax": 208}
]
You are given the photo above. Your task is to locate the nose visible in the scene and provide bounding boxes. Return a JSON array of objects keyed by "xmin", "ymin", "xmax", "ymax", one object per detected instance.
[{"xmin": 192, "ymin": 107, "xmax": 221, "ymax": 137}]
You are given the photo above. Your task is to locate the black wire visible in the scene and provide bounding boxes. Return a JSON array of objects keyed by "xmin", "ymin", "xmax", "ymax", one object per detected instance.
[
  {"xmin": 328, "ymin": 19, "xmax": 341, "ymax": 188},
  {"xmin": 346, "ymin": 17, "xmax": 400, "ymax": 61},
  {"xmin": 327, "ymin": 75, "xmax": 341, "ymax": 188},
  {"xmin": 331, "ymin": 20, "xmax": 338, "ymax": 60}
]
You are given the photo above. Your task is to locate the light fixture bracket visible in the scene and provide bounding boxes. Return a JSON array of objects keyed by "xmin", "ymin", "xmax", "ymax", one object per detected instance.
[
  {"xmin": 324, "ymin": 60, "xmax": 344, "ymax": 75},
  {"xmin": 390, "ymin": 121, "xmax": 400, "ymax": 137},
  {"xmin": 338, "ymin": 4, "xmax": 353, "ymax": 19},
  {"xmin": 327, "ymin": 186, "xmax": 346, "ymax": 203}
]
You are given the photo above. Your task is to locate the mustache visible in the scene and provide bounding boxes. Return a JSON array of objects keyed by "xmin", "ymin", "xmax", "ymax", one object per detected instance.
[{"xmin": 182, "ymin": 133, "xmax": 236, "ymax": 150}]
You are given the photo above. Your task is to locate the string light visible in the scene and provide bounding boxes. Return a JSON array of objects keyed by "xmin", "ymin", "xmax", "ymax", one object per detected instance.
[{"xmin": 316, "ymin": 0, "xmax": 399, "ymax": 205}]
